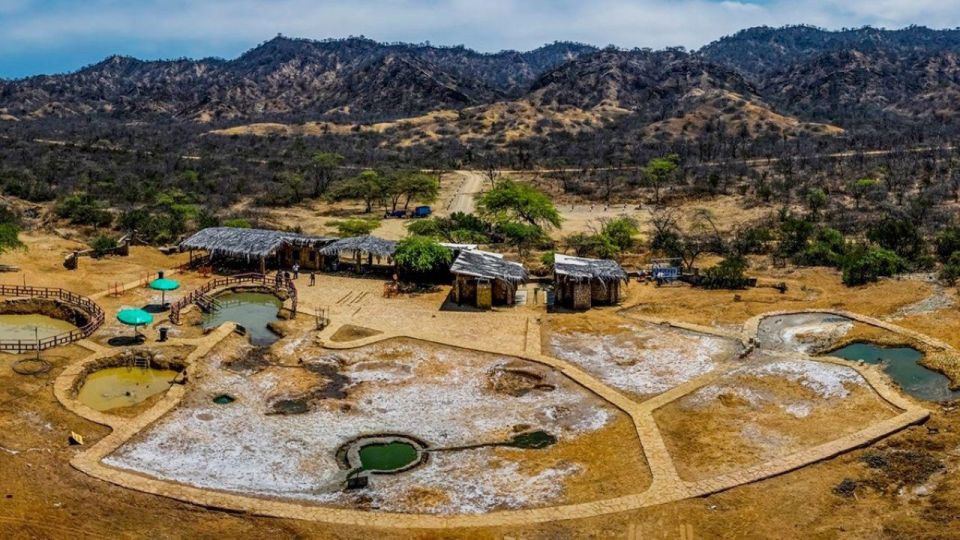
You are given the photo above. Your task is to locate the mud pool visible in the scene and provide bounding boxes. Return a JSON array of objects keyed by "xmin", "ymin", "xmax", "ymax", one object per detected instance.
[
  {"xmin": 0, "ymin": 313, "xmax": 77, "ymax": 344},
  {"xmin": 78, "ymin": 367, "xmax": 180, "ymax": 411},
  {"xmin": 103, "ymin": 338, "xmax": 648, "ymax": 514},
  {"xmin": 203, "ymin": 292, "xmax": 282, "ymax": 346},
  {"xmin": 829, "ymin": 342, "xmax": 960, "ymax": 402},
  {"xmin": 756, "ymin": 313, "xmax": 854, "ymax": 353}
]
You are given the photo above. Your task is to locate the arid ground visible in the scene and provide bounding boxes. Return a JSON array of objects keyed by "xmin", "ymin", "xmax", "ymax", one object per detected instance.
[{"xmin": 0, "ymin": 229, "xmax": 959, "ymax": 540}]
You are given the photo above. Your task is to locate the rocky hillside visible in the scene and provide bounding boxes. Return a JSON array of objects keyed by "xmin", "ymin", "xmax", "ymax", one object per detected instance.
[
  {"xmin": 0, "ymin": 37, "xmax": 594, "ymax": 122},
  {"xmin": 700, "ymin": 25, "xmax": 960, "ymax": 80},
  {"xmin": 11, "ymin": 27, "xmax": 960, "ymax": 143}
]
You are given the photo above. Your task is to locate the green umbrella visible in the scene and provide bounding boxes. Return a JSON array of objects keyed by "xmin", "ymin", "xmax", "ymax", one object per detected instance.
[
  {"xmin": 117, "ymin": 308, "xmax": 153, "ymax": 337},
  {"xmin": 148, "ymin": 277, "xmax": 180, "ymax": 306}
]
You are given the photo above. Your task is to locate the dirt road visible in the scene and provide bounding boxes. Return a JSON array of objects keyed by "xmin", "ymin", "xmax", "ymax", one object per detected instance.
[{"xmin": 442, "ymin": 170, "xmax": 485, "ymax": 215}]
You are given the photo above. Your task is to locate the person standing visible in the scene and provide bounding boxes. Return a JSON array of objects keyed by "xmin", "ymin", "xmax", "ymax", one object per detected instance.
[
  {"xmin": 292, "ymin": 263, "xmax": 300, "ymax": 280},
  {"xmin": 309, "ymin": 271, "xmax": 316, "ymax": 287}
]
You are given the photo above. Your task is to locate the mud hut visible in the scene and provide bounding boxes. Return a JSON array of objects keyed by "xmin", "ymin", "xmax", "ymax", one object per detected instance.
[
  {"xmin": 553, "ymin": 254, "xmax": 628, "ymax": 310},
  {"xmin": 317, "ymin": 235, "xmax": 397, "ymax": 273},
  {"xmin": 180, "ymin": 227, "xmax": 336, "ymax": 273},
  {"xmin": 450, "ymin": 249, "xmax": 528, "ymax": 308}
]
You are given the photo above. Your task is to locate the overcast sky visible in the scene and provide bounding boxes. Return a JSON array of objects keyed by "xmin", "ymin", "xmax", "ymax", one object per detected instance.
[{"xmin": 1, "ymin": 0, "xmax": 958, "ymax": 78}]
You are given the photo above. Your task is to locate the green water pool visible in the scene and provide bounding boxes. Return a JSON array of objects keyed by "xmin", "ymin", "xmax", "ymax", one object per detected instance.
[
  {"xmin": 202, "ymin": 292, "xmax": 282, "ymax": 346},
  {"xmin": 829, "ymin": 342, "xmax": 960, "ymax": 402},
  {"xmin": 358, "ymin": 442, "xmax": 420, "ymax": 472}
]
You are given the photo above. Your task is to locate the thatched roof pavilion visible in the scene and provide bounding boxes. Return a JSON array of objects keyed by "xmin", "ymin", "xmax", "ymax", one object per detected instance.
[
  {"xmin": 450, "ymin": 250, "xmax": 527, "ymax": 308},
  {"xmin": 553, "ymin": 254, "xmax": 627, "ymax": 310},
  {"xmin": 317, "ymin": 235, "xmax": 397, "ymax": 273},
  {"xmin": 317, "ymin": 235, "xmax": 397, "ymax": 258},
  {"xmin": 180, "ymin": 227, "xmax": 335, "ymax": 260}
]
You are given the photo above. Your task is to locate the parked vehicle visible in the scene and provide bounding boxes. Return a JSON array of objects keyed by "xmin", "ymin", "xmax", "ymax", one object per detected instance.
[
  {"xmin": 385, "ymin": 210, "xmax": 407, "ymax": 218},
  {"xmin": 412, "ymin": 206, "xmax": 432, "ymax": 218}
]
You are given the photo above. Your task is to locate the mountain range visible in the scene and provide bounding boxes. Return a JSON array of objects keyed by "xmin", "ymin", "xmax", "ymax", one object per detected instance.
[{"xmin": 4, "ymin": 26, "xmax": 960, "ymax": 143}]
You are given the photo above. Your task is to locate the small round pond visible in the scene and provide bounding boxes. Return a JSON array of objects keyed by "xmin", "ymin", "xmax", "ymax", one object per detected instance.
[
  {"xmin": 359, "ymin": 442, "xmax": 420, "ymax": 472},
  {"xmin": 828, "ymin": 342, "xmax": 960, "ymax": 402},
  {"xmin": 202, "ymin": 292, "xmax": 282, "ymax": 346},
  {"xmin": 0, "ymin": 314, "xmax": 77, "ymax": 343},
  {"xmin": 78, "ymin": 367, "xmax": 180, "ymax": 411}
]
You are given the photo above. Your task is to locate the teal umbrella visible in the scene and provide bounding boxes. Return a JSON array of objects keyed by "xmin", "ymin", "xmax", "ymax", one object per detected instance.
[
  {"xmin": 117, "ymin": 308, "xmax": 153, "ymax": 337},
  {"xmin": 149, "ymin": 277, "xmax": 180, "ymax": 307}
]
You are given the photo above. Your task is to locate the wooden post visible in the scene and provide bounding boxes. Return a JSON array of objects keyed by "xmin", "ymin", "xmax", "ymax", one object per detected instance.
[{"xmin": 259, "ymin": 256, "xmax": 266, "ymax": 275}]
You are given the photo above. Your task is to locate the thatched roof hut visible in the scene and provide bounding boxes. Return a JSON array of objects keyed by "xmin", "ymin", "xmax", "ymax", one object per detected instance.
[
  {"xmin": 554, "ymin": 254, "xmax": 628, "ymax": 283},
  {"xmin": 450, "ymin": 249, "xmax": 527, "ymax": 308},
  {"xmin": 553, "ymin": 254, "xmax": 627, "ymax": 310},
  {"xmin": 450, "ymin": 249, "xmax": 528, "ymax": 284},
  {"xmin": 180, "ymin": 227, "xmax": 335, "ymax": 260},
  {"xmin": 317, "ymin": 235, "xmax": 397, "ymax": 258}
]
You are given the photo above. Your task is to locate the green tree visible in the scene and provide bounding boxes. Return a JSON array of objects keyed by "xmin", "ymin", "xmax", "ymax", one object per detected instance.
[
  {"xmin": 867, "ymin": 216, "xmax": 924, "ymax": 261},
  {"xmin": 600, "ymin": 216, "xmax": 640, "ymax": 254},
  {"xmin": 700, "ymin": 255, "xmax": 751, "ymax": 289},
  {"xmin": 310, "ymin": 152, "xmax": 344, "ymax": 197},
  {"xmin": 89, "ymin": 234, "xmax": 118, "ymax": 258},
  {"xmin": 393, "ymin": 236, "xmax": 453, "ymax": 274},
  {"xmin": 940, "ymin": 252, "xmax": 960, "ymax": 285},
  {"xmin": 0, "ymin": 223, "xmax": 24, "ymax": 256},
  {"xmin": 851, "ymin": 177, "xmax": 880, "ymax": 209},
  {"xmin": 325, "ymin": 218, "xmax": 380, "ymax": 237},
  {"xmin": 841, "ymin": 245, "xmax": 906, "ymax": 286},
  {"xmin": 388, "ymin": 172, "xmax": 440, "ymax": 212},
  {"xmin": 805, "ymin": 188, "xmax": 828, "ymax": 219},
  {"xmin": 499, "ymin": 221, "xmax": 545, "ymax": 257},
  {"xmin": 477, "ymin": 179, "xmax": 562, "ymax": 230},
  {"xmin": 55, "ymin": 193, "xmax": 113, "ymax": 228},
  {"xmin": 407, "ymin": 212, "xmax": 490, "ymax": 243},
  {"xmin": 935, "ymin": 225, "xmax": 960, "ymax": 263},
  {"xmin": 644, "ymin": 154, "xmax": 680, "ymax": 205},
  {"xmin": 797, "ymin": 227, "xmax": 846, "ymax": 267},
  {"xmin": 776, "ymin": 211, "xmax": 814, "ymax": 258},
  {"xmin": 330, "ymin": 170, "xmax": 387, "ymax": 213}
]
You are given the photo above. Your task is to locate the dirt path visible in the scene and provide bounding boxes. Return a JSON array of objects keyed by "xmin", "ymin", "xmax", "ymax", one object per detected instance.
[{"xmin": 443, "ymin": 170, "xmax": 485, "ymax": 215}]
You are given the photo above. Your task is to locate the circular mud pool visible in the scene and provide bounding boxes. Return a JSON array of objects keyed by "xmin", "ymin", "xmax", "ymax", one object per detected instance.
[
  {"xmin": 78, "ymin": 367, "xmax": 180, "ymax": 411},
  {"xmin": 0, "ymin": 314, "xmax": 77, "ymax": 344}
]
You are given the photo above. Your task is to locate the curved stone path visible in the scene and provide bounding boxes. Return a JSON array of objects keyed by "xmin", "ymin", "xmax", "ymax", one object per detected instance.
[{"xmin": 53, "ymin": 285, "xmax": 934, "ymax": 529}]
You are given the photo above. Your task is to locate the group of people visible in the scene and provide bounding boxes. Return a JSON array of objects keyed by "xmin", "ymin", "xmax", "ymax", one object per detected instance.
[{"xmin": 277, "ymin": 263, "xmax": 317, "ymax": 287}]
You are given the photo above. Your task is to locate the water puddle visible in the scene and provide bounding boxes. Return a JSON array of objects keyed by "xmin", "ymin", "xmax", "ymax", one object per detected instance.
[
  {"xmin": 828, "ymin": 342, "xmax": 960, "ymax": 402},
  {"xmin": 0, "ymin": 314, "xmax": 77, "ymax": 343},
  {"xmin": 202, "ymin": 292, "xmax": 282, "ymax": 346},
  {"xmin": 78, "ymin": 367, "xmax": 180, "ymax": 411},
  {"xmin": 503, "ymin": 430, "xmax": 557, "ymax": 449},
  {"xmin": 213, "ymin": 394, "xmax": 235, "ymax": 405}
]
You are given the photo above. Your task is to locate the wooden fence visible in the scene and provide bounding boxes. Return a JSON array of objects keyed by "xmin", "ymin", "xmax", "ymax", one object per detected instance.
[
  {"xmin": 169, "ymin": 273, "xmax": 297, "ymax": 325},
  {"xmin": 0, "ymin": 285, "xmax": 105, "ymax": 352}
]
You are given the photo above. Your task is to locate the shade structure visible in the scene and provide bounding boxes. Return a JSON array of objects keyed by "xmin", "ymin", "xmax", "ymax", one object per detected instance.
[
  {"xmin": 149, "ymin": 278, "xmax": 180, "ymax": 291},
  {"xmin": 149, "ymin": 277, "xmax": 180, "ymax": 307},
  {"xmin": 117, "ymin": 308, "xmax": 153, "ymax": 327}
]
